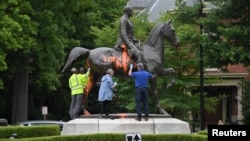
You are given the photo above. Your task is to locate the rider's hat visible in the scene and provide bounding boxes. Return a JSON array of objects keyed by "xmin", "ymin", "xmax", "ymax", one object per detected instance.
[{"xmin": 123, "ymin": 5, "xmax": 132, "ymax": 13}]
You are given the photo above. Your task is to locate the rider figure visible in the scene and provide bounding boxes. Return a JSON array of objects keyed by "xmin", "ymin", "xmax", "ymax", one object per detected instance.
[{"xmin": 114, "ymin": 5, "xmax": 142, "ymax": 63}]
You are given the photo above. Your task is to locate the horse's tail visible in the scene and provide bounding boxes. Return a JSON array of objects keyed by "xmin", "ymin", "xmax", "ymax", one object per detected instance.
[{"xmin": 61, "ymin": 47, "xmax": 90, "ymax": 73}]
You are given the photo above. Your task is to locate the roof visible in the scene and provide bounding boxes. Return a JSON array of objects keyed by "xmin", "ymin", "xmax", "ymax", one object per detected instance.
[
  {"xmin": 128, "ymin": 0, "xmax": 215, "ymax": 22},
  {"xmin": 128, "ymin": 0, "xmax": 155, "ymax": 8},
  {"xmin": 147, "ymin": 0, "xmax": 176, "ymax": 22},
  {"xmin": 226, "ymin": 64, "xmax": 249, "ymax": 73}
]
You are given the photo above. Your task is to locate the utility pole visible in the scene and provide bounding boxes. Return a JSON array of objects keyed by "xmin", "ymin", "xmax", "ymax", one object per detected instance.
[{"xmin": 199, "ymin": 0, "xmax": 205, "ymax": 130}]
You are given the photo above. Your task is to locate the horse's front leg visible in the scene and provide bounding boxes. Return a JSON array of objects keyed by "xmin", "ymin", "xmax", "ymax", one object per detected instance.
[
  {"xmin": 159, "ymin": 68, "xmax": 175, "ymax": 88},
  {"xmin": 150, "ymin": 78, "xmax": 171, "ymax": 116},
  {"xmin": 159, "ymin": 67, "xmax": 175, "ymax": 75}
]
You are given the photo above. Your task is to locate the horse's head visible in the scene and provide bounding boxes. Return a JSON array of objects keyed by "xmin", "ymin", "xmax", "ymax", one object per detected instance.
[{"xmin": 163, "ymin": 19, "xmax": 180, "ymax": 47}]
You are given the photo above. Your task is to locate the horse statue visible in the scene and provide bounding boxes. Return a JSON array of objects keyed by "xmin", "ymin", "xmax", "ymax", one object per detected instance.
[{"xmin": 62, "ymin": 19, "xmax": 179, "ymax": 115}]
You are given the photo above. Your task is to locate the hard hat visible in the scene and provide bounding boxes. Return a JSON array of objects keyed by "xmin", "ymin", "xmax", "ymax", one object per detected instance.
[
  {"xmin": 71, "ymin": 67, "xmax": 77, "ymax": 72},
  {"xmin": 79, "ymin": 67, "xmax": 85, "ymax": 72}
]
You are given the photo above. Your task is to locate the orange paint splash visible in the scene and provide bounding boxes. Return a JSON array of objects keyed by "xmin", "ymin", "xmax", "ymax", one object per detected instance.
[
  {"xmin": 102, "ymin": 47, "xmax": 131, "ymax": 73},
  {"xmin": 84, "ymin": 60, "xmax": 91, "ymax": 96},
  {"xmin": 117, "ymin": 113, "xmax": 128, "ymax": 122},
  {"xmin": 117, "ymin": 113, "xmax": 127, "ymax": 118},
  {"xmin": 121, "ymin": 49, "xmax": 128, "ymax": 72}
]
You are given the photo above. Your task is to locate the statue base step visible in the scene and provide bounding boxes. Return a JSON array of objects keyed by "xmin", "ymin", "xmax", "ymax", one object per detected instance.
[{"xmin": 61, "ymin": 113, "xmax": 191, "ymax": 135}]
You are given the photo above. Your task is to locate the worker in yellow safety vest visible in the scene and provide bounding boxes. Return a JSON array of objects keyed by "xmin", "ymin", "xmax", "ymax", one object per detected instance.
[{"xmin": 68, "ymin": 67, "xmax": 89, "ymax": 119}]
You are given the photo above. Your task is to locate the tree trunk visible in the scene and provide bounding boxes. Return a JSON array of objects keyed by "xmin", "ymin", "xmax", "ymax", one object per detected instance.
[{"xmin": 11, "ymin": 70, "xmax": 28, "ymax": 124}]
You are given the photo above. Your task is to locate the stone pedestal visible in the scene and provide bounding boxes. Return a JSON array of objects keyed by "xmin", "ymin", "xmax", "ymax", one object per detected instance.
[{"xmin": 61, "ymin": 113, "xmax": 191, "ymax": 135}]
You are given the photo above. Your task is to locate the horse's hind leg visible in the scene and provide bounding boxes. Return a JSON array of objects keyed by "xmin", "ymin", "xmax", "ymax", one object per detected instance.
[
  {"xmin": 82, "ymin": 94, "xmax": 90, "ymax": 115},
  {"xmin": 82, "ymin": 82, "xmax": 91, "ymax": 115},
  {"xmin": 82, "ymin": 72, "xmax": 100, "ymax": 115}
]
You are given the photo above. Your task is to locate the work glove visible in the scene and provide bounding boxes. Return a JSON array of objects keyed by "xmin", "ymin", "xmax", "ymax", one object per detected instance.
[{"xmin": 130, "ymin": 64, "xmax": 133, "ymax": 70}]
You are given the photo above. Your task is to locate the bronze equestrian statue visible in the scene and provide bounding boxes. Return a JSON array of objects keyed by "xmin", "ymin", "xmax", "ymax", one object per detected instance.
[{"xmin": 62, "ymin": 19, "xmax": 179, "ymax": 116}]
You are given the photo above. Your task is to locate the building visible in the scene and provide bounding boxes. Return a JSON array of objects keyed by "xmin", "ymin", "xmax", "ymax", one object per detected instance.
[{"xmin": 203, "ymin": 65, "xmax": 248, "ymax": 126}]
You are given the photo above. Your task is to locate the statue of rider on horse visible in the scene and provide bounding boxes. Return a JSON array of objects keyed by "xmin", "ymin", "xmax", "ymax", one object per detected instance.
[{"xmin": 61, "ymin": 5, "xmax": 179, "ymax": 116}]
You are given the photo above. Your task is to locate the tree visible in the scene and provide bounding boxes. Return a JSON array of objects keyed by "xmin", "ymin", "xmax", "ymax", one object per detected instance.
[
  {"xmin": 0, "ymin": 0, "xmax": 37, "ymax": 123},
  {"xmin": 0, "ymin": 0, "xmax": 82, "ymax": 123},
  {"xmin": 70, "ymin": 0, "xmax": 127, "ymax": 48},
  {"xmin": 202, "ymin": 0, "xmax": 250, "ymax": 67},
  {"xmin": 242, "ymin": 81, "xmax": 250, "ymax": 124},
  {"xmin": 0, "ymin": 0, "xmax": 129, "ymax": 123},
  {"xmin": 26, "ymin": 0, "xmax": 82, "ymax": 121}
]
